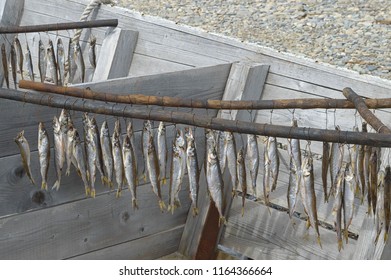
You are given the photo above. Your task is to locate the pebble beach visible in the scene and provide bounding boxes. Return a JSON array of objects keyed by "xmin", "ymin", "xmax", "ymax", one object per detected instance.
[{"xmin": 115, "ymin": 0, "xmax": 391, "ymax": 80}]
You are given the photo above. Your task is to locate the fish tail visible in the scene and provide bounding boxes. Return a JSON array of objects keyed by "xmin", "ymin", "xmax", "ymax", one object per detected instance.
[
  {"xmin": 192, "ymin": 207, "xmax": 199, "ymax": 217},
  {"xmin": 143, "ymin": 173, "xmax": 147, "ymax": 183},
  {"xmin": 65, "ymin": 167, "xmax": 71, "ymax": 176},
  {"xmin": 161, "ymin": 177, "xmax": 167, "ymax": 185},
  {"xmin": 367, "ymin": 205, "xmax": 372, "ymax": 216},
  {"xmin": 317, "ymin": 236, "xmax": 323, "ymax": 249},
  {"xmin": 174, "ymin": 199, "xmax": 181, "ymax": 209},
  {"xmin": 52, "ymin": 180, "xmax": 60, "ymax": 191},
  {"xmin": 132, "ymin": 198, "xmax": 138, "ymax": 210},
  {"xmin": 306, "ymin": 219, "xmax": 311, "ymax": 229},
  {"xmin": 86, "ymin": 171, "xmax": 90, "ymax": 181},
  {"xmin": 41, "ymin": 181, "xmax": 47, "ymax": 191},
  {"xmin": 344, "ymin": 229, "xmax": 349, "ymax": 244},
  {"xmin": 159, "ymin": 200, "xmax": 166, "ymax": 212},
  {"xmin": 116, "ymin": 187, "xmax": 122, "ymax": 198},
  {"xmin": 385, "ymin": 232, "xmax": 389, "ymax": 243},
  {"xmin": 337, "ymin": 239, "xmax": 342, "ymax": 251},
  {"xmin": 218, "ymin": 216, "xmax": 227, "ymax": 227},
  {"xmin": 90, "ymin": 188, "xmax": 96, "ymax": 198},
  {"xmin": 102, "ymin": 176, "xmax": 109, "ymax": 186},
  {"xmin": 85, "ymin": 186, "xmax": 91, "ymax": 197}
]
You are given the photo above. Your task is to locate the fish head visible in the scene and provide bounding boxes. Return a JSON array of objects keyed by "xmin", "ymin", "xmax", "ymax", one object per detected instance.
[
  {"xmin": 237, "ymin": 148, "xmax": 244, "ymax": 162},
  {"xmin": 52, "ymin": 116, "xmax": 60, "ymax": 132},
  {"xmin": 89, "ymin": 35, "xmax": 96, "ymax": 45},
  {"xmin": 207, "ymin": 147, "xmax": 218, "ymax": 164},
  {"xmin": 185, "ymin": 127, "xmax": 194, "ymax": 141},
  {"xmin": 126, "ymin": 121, "xmax": 133, "ymax": 136},
  {"xmin": 101, "ymin": 121, "xmax": 109, "ymax": 135},
  {"xmin": 224, "ymin": 131, "xmax": 233, "ymax": 141},
  {"xmin": 14, "ymin": 130, "xmax": 25, "ymax": 144},
  {"xmin": 112, "ymin": 119, "xmax": 121, "ymax": 135},
  {"xmin": 112, "ymin": 132, "xmax": 120, "ymax": 147},
  {"xmin": 123, "ymin": 135, "xmax": 131, "ymax": 150},
  {"xmin": 175, "ymin": 129, "xmax": 185, "ymax": 148},
  {"xmin": 302, "ymin": 155, "xmax": 313, "ymax": 175}
]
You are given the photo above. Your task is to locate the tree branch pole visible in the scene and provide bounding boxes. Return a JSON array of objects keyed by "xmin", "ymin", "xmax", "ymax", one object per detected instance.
[
  {"xmin": 1, "ymin": 88, "xmax": 391, "ymax": 147},
  {"xmin": 343, "ymin": 87, "xmax": 391, "ymax": 134},
  {"xmin": 0, "ymin": 19, "xmax": 118, "ymax": 34},
  {"xmin": 19, "ymin": 80, "xmax": 391, "ymax": 110}
]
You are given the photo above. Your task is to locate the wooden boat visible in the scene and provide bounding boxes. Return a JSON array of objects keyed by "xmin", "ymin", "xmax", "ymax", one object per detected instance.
[{"xmin": 1, "ymin": 0, "xmax": 391, "ymax": 260}]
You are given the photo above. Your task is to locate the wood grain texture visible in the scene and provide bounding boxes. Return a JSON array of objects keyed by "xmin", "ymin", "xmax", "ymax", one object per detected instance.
[
  {"xmin": 70, "ymin": 225, "xmax": 184, "ymax": 260},
  {"xmin": 0, "ymin": 181, "xmax": 190, "ymax": 259},
  {"xmin": 92, "ymin": 28, "xmax": 138, "ymax": 81}
]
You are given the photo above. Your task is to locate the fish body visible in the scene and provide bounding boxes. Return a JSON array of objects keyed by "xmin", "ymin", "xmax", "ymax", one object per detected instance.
[
  {"xmin": 123, "ymin": 135, "xmax": 138, "ymax": 209},
  {"xmin": 86, "ymin": 122, "xmax": 97, "ymax": 197},
  {"xmin": 47, "ymin": 40, "xmax": 58, "ymax": 85},
  {"xmin": 52, "ymin": 116, "xmax": 64, "ymax": 190},
  {"xmin": 217, "ymin": 130, "xmax": 227, "ymax": 172},
  {"xmin": 370, "ymin": 150, "xmax": 378, "ymax": 216},
  {"xmin": 57, "ymin": 38, "xmax": 65, "ymax": 85},
  {"xmin": 332, "ymin": 168, "xmax": 344, "ymax": 251},
  {"xmin": 186, "ymin": 128, "xmax": 200, "ymax": 216},
  {"xmin": 168, "ymin": 129, "xmax": 186, "ymax": 213},
  {"xmin": 38, "ymin": 39, "xmax": 47, "ymax": 83},
  {"xmin": 157, "ymin": 121, "xmax": 167, "ymax": 185},
  {"xmin": 357, "ymin": 143, "xmax": 366, "ymax": 203},
  {"xmin": 225, "ymin": 131, "xmax": 237, "ymax": 196},
  {"xmin": 287, "ymin": 119, "xmax": 301, "ymax": 216},
  {"xmin": 375, "ymin": 170, "xmax": 385, "ymax": 244},
  {"xmin": 322, "ymin": 142, "xmax": 330, "ymax": 202},
  {"xmin": 267, "ymin": 136, "xmax": 279, "ymax": 192},
  {"xmin": 2, "ymin": 43, "xmax": 9, "ymax": 88},
  {"xmin": 71, "ymin": 129, "xmax": 90, "ymax": 196},
  {"xmin": 14, "ymin": 37, "xmax": 23, "ymax": 79},
  {"xmin": 350, "ymin": 126, "xmax": 359, "ymax": 194},
  {"xmin": 88, "ymin": 117, "xmax": 106, "ymax": 186},
  {"xmin": 206, "ymin": 146, "xmax": 225, "ymax": 225},
  {"xmin": 89, "ymin": 34, "xmax": 96, "ymax": 69},
  {"xmin": 25, "ymin": 44, "xmax": 34, "ymax": 81},
  {"xmin": 237, "ymin": 147, "xmax": 247, "ymax": 216},
  {"xmin": 59, "ymin": 109, "xmax": 71, "ymax": 176},
  {"xmin": 65, "ymin": 124, "xmax": 76, "ymax": 176},
  {"xmin": 247, "ymin": 134, "xmax": 259, "ymax": 195},
  {"xmin": 38, "ymin": 122, "xmax": 50, "ymax": 190},
  {"xmin": 344, "ymin": 163, "xmax": 356, "ymax": 243},
  {"xmin": 329, "ymin": 127, "xmax": 344, "ymax": 199},
  {"xmin": 142, "ymin": 120, "xmax": 152, "ymax": 182},
  {"xmin": 14, "ymin": 130, "xmax": 35, "ymax": 185},
  {"xmin": 384, "ymin": 166, "xmax": 391, "ymax": 242},
  {"xmin": 10, "ymin": 44, "xmax": 17, "ymax": 88},
  {"xmin": 68, "ymin": 40, "xmax": 77, "ymax": 84},
  {"xmin": 364, "ymin": 145, "xmax": 373, "ymax": 214},
  {"xmin": 100, "ymin": 121, "xmax": 114, "ymax": 188},
  {"xmin": 112, "ymin": 130, "xmax": 124, "ymax": 197},
  {"xmin": 263, "ymin": 137, "xmax": 271, "ymax": 208},
  {"xmin": 74, "ymin": 42, "xmax": 85, "ymax": 83}
]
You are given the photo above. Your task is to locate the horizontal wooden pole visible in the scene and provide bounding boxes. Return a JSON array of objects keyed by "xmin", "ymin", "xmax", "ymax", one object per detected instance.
[
  {"xmin": 0, "ymin": 19, "xmax": 118, "ymax": 34},
  {"xmin": 19, "ymin": 80, "xmax": 391, "ymax": 110},
  {"xmin": 1, "ymin": 88, "xmax": 391, "ymax": 147}
]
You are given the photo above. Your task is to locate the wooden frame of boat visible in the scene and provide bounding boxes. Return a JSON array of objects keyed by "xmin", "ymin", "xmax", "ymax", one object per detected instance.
[{"xmin": 1, "ymin": 0, "xmax": 391, "ymax": 260}]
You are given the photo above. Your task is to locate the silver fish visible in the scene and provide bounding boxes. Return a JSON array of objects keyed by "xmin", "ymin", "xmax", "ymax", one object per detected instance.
[
  {"xmin": 329, "ymin": 126, "xmax": 344, "ymax": 199},
  {"xmin": 142, "ymin": 120, "xmax": 152, "ymax": 182},
  {"xmin": 38, "ymin": 39, "xmax": 47, "ymax": 83},
  {"xmin": 186, "ymin": 127, "xmax": 200, "ymax": 216},
  {"xmin": 204, "ymin": 129, "xmax": 216, "ymax": 174},
  {"xmin": 14, "ymin": 130, "xmax": 35, "ymax": 185},
  {"xmin": 263, "ymin": 137, "xmax": 271, "ymax": 209},
  {"xmin": 112, "ymin": 130, "xmax": 124, "ymax": 198},
  {"xmin": 47, "ymin": 39, "xmax": 58, "ymax": 85},
  {"xmin": 350, "ymin": 126, "xmax": 359, "ymax": 195},
  {"xmin": 57, "ymin": 38, "xmax": 65, "ymax": 85},
  {"xmin": 343, "ymin": 162, "xmax": 356, "ymax": 243},
  {"xmin": 71, "ymin": 129, "xmax": 90, "ymax": 196},
  {"xmin": 14, "ymin": 37, "xmax": 23, "ymax": 79},
  {"xmin": 206, "ymin": 146, "xmax": 225, "ymax": 225},
  {"xmin": 168, "ymin": 129, "xmax": 186, "ymax": 213},
  {"xmin": 88, "ymin": 117, "xmax": 106, "ymax": 185},
  {"xmin": 59, "ymin": 109, "xmax": 70, "ymax": 175},
  {"xmin": 67, "ymin": 39, "xmax": 77, "ymax": 84},
  {"xmin": 52, "ymin": 116, "xmax": 64, "ymax": 190},
  {"xmin": 38, "ymin": 122, "xmax": 50, "ymax": 190},
  {"xmin": 237, "ymin": 147, "xmax": 247, "ymax": 216},
  {"xmin": 65, "ymin": 124, "xmax": 75, "ymax": 176},
  {"xmin": 369, "ymin": 149, "xmax": 378, "ymax": 216},
  {"xmin": 287, "ymin": 119, "xmax": 301, "ymax": 217},
  {"xmin": 74, "ymin": 42, "xmax": 85, "ymax": 83},
  {"xmin": 126, "ymin": 121, "xmax": 135, "ymax": 152},
  {"xmin": 217, "ymin": 130, "xmax": 227, "ymax": 172},
  {"xmin": 123, "ymin": 135, "xmax": 138, "ymax": 209},
  {"xmin": 10, "ymin": 44, "xmax": 17, "ymax": 89},
  {"xmin": 247, "ymin": 134, "xmax": 259, "ymax": 196},
  {"xmin": 225, "ymin": 131, "xmax": 237, "ymax": 196},
  {"xmin": 322, "ymin": 142, "xmax": 330, "ymax": 203},
  {"xmin": 25, "ymin": 43, "xmax": 34, "ymax": 81},
  {"xmin": 2, "ymin": 43, "xmax": 9, "ymax": 88},
  {"xmin": 375, "ymin": 170, "xmax": 385, "ymax": 245},
  {"xmin": 100, "ymin": 121, "xmax": 114, "ymax": 188},
  {"xmin": 157, "ymin": 121, "xmax": 167, "ymax": 185},
  {"xmin": 332, "ymin": 168, "xmax": 344, "ymax": 252},
  {"xmin": 364, "ymin": 145, "xmax": 372, "ymax": 214},
  {"xmin": 146, "ymin": 131, "xmax": 165, "ymax": 211},
  {"xmin": 267, "ymin": 136, "xmax": 279, "ymax": 192},
  {"xmin": 89, "ymin": 34, "xmax": 96, "ymax": 69}
]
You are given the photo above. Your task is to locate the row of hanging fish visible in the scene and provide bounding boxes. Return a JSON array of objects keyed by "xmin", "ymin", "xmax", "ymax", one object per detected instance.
[{"xmin": 1, "ymin": 35, "xmax": 96, "ymax": 88}]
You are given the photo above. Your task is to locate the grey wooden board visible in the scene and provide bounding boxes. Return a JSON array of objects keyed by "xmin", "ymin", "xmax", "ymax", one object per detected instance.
[
  {"xmin": 0, "ymin": 0, "xmax": 24, "ymax": 87},
  {"xmin": 178, "ymin": 62, "xmax": 269, "ymax": 258},
  {"xmin": 0, "ymin": 181, "xmax": 190, "ymax": 259},
  {"xmin": 92, "ymin": 28, "xmax": 138, "ymax": 81},
  {"xmin": 220, "ymin": 198, "xmax": 358, "ymax": 260},
  {"xmin": 70, "ymin": 225, "xmax": 184, "ymax": 260}
]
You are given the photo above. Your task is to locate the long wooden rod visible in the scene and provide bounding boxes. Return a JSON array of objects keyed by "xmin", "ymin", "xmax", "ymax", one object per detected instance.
[
  {"xmin": 19, "ymin": 80, "xmax": 391, "ymax": 110},
  {"xmin": 1, "ymin": 88, "xmax": 391, "ymax": 147},
  {"xmin": 0, "ymin": 19, "xmax": 118, "ymax": 34},
  {"xmin": 343, "ymin": 87, "xmax": 391, "ymax": 134}
]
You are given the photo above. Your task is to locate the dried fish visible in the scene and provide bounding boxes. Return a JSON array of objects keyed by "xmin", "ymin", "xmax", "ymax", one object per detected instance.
[
  {"xmin": 100, "ymin": 121, "xmax": 114, "ymax": 188},
  {"xmin": 384, "ymin": 166, "xmax": 391, "ymax": 242},
  {"xmin": 263, "ymin": 137, "xmax": 271, "ymax": 208},
  {"xmin": 67, "ymin": 39, "xmax": 77, "ymax": 84},
  {"xmin": 344, "ymin": 162, "xmax": 355, "ymax": 243},
  {"xmin": 350, "ymin": 127, "xmax": 359, "ymax": 195},
  {"xmin": 14, "ymin": 37, "xmax": 23, "ymax": 79},
  {"xmin": 375, "ymin": 170, "xmax": 385, "ymax": 245},
  {"xmin": 329, "ymin": 126, "xmax": 344, "ymax": 199},
  {"xmin": 364, "ymin": 145, "xmax": 373, "ymax": 214},
  {"xmin": 86, "ymin": 121, "xmax": 97, "ymax": 198},
  {"xmin": 38, "ymin": 39, "xmax": 47, "ymax": 83},
  {"xmin": 332, "ymin": 168, "xmax": 344, "ymax": 251},
  {"xmin": 89, "ymin": 117, "xmax": 106, "ymax": 185},
  {"xmin": 237, "ymin": 147, "xmax": 247, "ymax": 216},
  {"xmin": 186, "ymin": 127, "xmax": 200, "ymax": 216},
  {"xmin": 142, "ymin": 120, "xmax": 152, "ymax": 182},
  {"xmin": 14, "ymin": 130, "xmax": 35, "ymax": 185},
  {"xmin": 25, "ymin": 43, "xmax": 34, "ymax": 81},
  {"xmin": 217, "ymin": 130, "xmax": 227, "ymax": 172},
  {"xmin": 38, "ymin": 122, "xmax": 50, "ymax": 190},
  {"xmin": 10, "ymin": 44, "xmax": 17, "ymax": 89},
  {"xmin": 123, "ymin": 135, "xmax": 138, "ymax": 209},
  {"xmin": 370, "ymin": 149, "xmax": 378, "ymax": 216},
  {"xmin": 74, "ymin": 42, "xmax": 85, "ymax": 83},
  {"xmin": 71, "ymin": 128, "xmax": 90, "ymax": 196},
  {"xmin": 287, "ymin": 119, "xmax": 301, "ymax": 217},
  {"xmin": 225, "ymin": 131, "xmax": 237, "ymax": 196},
  {"xmin": 322, "ymin": 142, "xmax": 330, "ymax": 202},
  {"xmin": 89, "ymin": 34, "xmax": 96, "ymax": 69},
  {"xmin": 157, "ymin": 121, "xmax": 167, "ymax": 185},
  {"xmin": 52, "ymin": 116, "xmax": 64, "ymax": 190},
  {"xmin": 47, "ymin": 39, "xmax": 58, "ymax": 85},
  {"xmin": 247, "ymin": 134, "xmax": 259, "ymax": 195},
  {"xmin": 1, "ymin": 43, "xmax": 9, "ymax": 88},
  {"xmin": 57, "ymin": 38, "xmax": 65, "ymax": 85},
  {"xmin": 112, "ymin": 129, "xmax": 124, "ymax": 198}
]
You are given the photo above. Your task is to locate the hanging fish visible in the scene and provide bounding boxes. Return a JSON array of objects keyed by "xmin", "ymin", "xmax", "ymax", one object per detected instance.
[
  {"xmin": 1, "ymin": 43, "xmax": 9, "ymax": 88},
  {"xmin": 112, "ymin": 129, "xmax": 124, "ymax": 198},
  {"xmin": 322, "ymin": 142, "xmax": 330, "ymax": 203},
  {"xmin": 47, "ymin": 39, "xmax": 58, "ymax": 85},
  {"xmin": 14, "ymin": 130, "xmax": 35, "ymax": 185},
  {"xmin": 374, "ymin": 170, "xmax": 385, "ymax": 244},
  {"xmin": 89, "ymin": 34, "xmax": 97, "ymax": 69},
  {"xmin": 123, "ymin": 135, "xmax": 138, "ymax": 209},
  {"xmin": 14, "ymin": 37, "xmax": 23, "ymax": 79},
  {"xmin": 10, "ymin": 44, "xmax": 17, "ymax": 89},
  {"xmin": 205, "ymin": 129, "xmax": 216, "ymax": 174},
  {"xmin": 57, "ymin": 38, "xmax": 65, "ymax": 85},
  {"xmin": 357, "ymin": 123, "xmax": 367, "ymax": 204},
  {"xmin": 38, "ymin": 122, "xmax": 50, "ymax": 190},
  {"xmin": 157, "ymin": 121, "xmax": 167, "ymax": 185},
  {"xmin": 52, "ymin": 116, "xmax": 65, "ymax": 190},
  {"xmin": 88, "ymin": 117, "xmax": 107, "ymax": 186},
  {"xmin": 168, "ymin": 129, "xmax": 186, "ymax": 213},
  {"xmin": 384, "ymin": 166, "xmax": 391, "ymax": 242},
  {"xmin": 344, "ymin": 162, "xmax": 356, "ymax": 243},
  {"xmin": 67, "ymin": 39, "xmax": 77, "ymax": 84},
  {"xmin": 206, "ymin": 145, "xmax": 225, "ymax": 225},
  {"xmin": 237, "ymin": 147, "xmax": 247, "ymax": 216},
  {"xmin": 247, "ymin": 134, "xmax": 259, "ymax": 196},
  {"xmin": 71, "ymin": 128, "xmax": 90, "ymax": 196},
  {"xmin": 369, "ymin": 149, "xmax": 378, "ymax": 216},
  {"xmin": 224, "ymin": 131, "xmax": 237, "ymax": 196},
  {"xmin": 38, "ymin": 39, "xmax": 47, "ymax": 83},
  {"xmin": 364, "ymin": 145, "xmax": 373, "ymax": 214},
  {"xmin": 332, "ymin": 168, "xmax": 344, "ymax": 251},
  {"xmin": 350, "ymin": 126, "xmax": 359, "ymax": 195},
  {"xmin": 263, "ymin": 137, "xmax": 271, "ymax": 209},
  {"xmin": 59, "ymin": 109, "xmax": 71, "ymax": 175},
  {"xmin": 126, "ymin": 121, "xmax": 135, "ymax": 153},
  {"xmin": 74, "ymin": 41, "xmax": 85, "ymax": 83},
  {"xmin": 287, "ymin": 119, "xmax": 301, "ymax": 217},
  {"xmin": 329, "ymin": 126, "xmax": 344, "ymax": 200},
  {"xmin": 100, "ymin": 121, "xmax": 114, "ymax": 188},
  {"xmin": 217, "ymin": 130, "xmax": 227, "ymax": 172},
  {"xmin": 186, "ymin": 127, "xmax": 200, "ymax": 216},
  {"xmin": 142, "ymin": 120, "xmax": 152, "ymax": 182}
]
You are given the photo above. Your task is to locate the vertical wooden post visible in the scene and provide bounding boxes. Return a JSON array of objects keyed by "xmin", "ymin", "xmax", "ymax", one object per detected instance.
[{"xmin": 178, "ymin": 62, "xmax": 270, "ymax": 259}]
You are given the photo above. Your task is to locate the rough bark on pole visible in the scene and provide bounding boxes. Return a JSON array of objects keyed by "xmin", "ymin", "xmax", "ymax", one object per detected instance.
[
  {"xmin": 2, "ymin": 88, "xmax": 391, "ymax": 147},
  {"xmin": 343, "ymin": 87, "xmax": 391, "ymax": 134}
]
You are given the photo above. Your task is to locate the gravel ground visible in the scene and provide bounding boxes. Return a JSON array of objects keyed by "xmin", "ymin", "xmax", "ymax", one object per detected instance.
[{"xmin": 113, "ymin": 0, "xmax": 391, "ymax": 80}]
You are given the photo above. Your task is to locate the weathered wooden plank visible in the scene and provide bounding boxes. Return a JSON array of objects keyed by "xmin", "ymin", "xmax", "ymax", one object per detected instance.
[
  {"xmin": 220, "ymin": 198, "xmax": 358, "ymax": 260},
  {"xmin": 178, "ymin": 62, "xmax": 269, "ymax": 259},
  {"xmin": 92, "ymin": 28, "xmax": 138, "ymax": 81},
  {"xmin": 0, "ymin": 180, "xmax": 190, "ymax": 259},
  {"xmin": 70, "ymin": 225, "xmax": 184, "ymax": 260}
]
